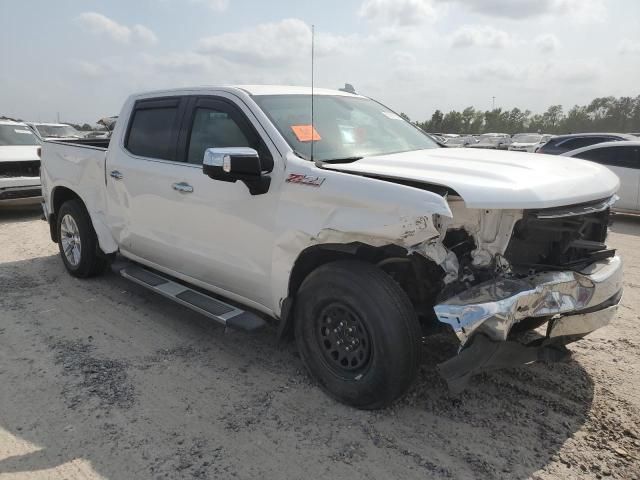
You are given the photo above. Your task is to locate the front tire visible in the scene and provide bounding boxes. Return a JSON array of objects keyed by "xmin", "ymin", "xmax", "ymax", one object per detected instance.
[
  {"xmin": 294, "ymin": 260, "xmax": 422, "ymax": 409},
  {"xmin": 56, "ymin": 200, "xmax": 107, "ymax": 278}
]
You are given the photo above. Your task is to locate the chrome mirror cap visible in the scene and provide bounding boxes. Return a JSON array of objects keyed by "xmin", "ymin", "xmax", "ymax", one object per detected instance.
[{"xmin": 203, "ymin": 147, "xmax": 259, "ymax": 168}]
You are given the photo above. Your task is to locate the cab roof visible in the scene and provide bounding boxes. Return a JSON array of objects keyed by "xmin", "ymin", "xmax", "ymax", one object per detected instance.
[{"xmin": 131, "ymin": 85, "xmax": 364, "ymax": 100}]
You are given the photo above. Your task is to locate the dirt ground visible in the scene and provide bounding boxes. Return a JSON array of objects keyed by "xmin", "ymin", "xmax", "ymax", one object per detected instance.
[{"xmin": 0, "ymin": 205, "xmax": 639, "ymax": 480}]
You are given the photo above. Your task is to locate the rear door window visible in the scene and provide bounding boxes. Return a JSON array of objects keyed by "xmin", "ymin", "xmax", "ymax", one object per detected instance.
[{"xmin": 126, "ymin": 98, "xmax": 182, "ymax": 161}]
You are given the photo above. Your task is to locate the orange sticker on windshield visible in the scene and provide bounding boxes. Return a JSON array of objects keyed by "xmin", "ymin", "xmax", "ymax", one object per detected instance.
[{"xmin": 291, "ymin": 125, "xmax": 321, "ymax": 142}]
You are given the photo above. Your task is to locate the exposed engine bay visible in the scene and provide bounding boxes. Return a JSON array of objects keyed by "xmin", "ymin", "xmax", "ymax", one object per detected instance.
[{"xmin": 414, "ymin": 196, "xmax": 616, "ymax": 304}]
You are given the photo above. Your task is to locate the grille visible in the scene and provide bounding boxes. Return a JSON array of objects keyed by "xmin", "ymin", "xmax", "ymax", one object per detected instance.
[
  {"xmin": 0, "ymin": 160, "xmax": 40, "ymax": 178},
  {"xmin": 504, "ymin": 206, "xmax": 612, "ymax": 272}
]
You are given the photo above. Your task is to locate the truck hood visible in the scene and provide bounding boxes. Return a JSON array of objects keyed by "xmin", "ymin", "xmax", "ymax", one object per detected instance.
[
  {"xmin": 0, "ymin": 146, "xmax": 40, "ymax": 162},
  {"xmin": 323, "ymin": 148, "xmax": 620, "ymax": 209}
]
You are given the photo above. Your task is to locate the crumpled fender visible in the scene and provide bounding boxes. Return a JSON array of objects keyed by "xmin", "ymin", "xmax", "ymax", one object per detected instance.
[{"xmin": 270, "ymin": 157, "xmax": 453, "ymax": 315}]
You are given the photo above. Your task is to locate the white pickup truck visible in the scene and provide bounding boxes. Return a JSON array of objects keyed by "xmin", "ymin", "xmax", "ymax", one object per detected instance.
[{"xmin": 41, "ymin": 85, "xmax": 623, "ymax": 408}]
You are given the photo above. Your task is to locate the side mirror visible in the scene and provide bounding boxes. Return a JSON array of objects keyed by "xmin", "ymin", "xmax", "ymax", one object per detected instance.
[{"xmin": 203, "ymin": 147, "xmax": 270, "ymax": 195}]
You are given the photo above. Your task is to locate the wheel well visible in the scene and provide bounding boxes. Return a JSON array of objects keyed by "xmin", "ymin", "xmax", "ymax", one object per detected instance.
[
  {"xmin": 278, "ymin": 242, "xmax": 443, "ymax": 340},
  {"xmin": 49, "ymin": 187, "xmax": 83, "ymax": 242}
]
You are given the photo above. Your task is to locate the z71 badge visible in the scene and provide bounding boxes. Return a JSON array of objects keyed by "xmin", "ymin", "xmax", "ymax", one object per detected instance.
[{"xmin": 286, "ymin": 173, "xmax": 326, "ymax": 187}]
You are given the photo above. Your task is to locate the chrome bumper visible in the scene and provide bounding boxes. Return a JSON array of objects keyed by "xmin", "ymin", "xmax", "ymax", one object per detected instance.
[
  {"xmin": 434, "ymin": 256, "xmax": 623, "ymax": 392},
  {"xmin": 0, "ymin": 184, "xmax": 42, "ymax": 204},
  {"xmin": 435, "ymin": 255, "xmax": 623, "ymax": 345}
]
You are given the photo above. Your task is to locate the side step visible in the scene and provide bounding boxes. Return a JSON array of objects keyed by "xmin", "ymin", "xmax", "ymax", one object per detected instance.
[{"xmin": 113, "ymin": 262, "xmax": 265, "ymax": 332}]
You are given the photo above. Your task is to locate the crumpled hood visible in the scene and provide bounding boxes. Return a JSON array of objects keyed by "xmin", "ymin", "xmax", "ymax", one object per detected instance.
[
  {"xmin": 323, "ymin": 148, "xmax": 620, "ymax": 209},
  {"xmin": 0, "ymin": 146, "xmax": 40, "ymax": 162}
]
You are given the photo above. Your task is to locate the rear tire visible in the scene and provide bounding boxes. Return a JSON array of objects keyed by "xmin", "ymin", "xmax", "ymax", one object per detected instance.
[
  {"xmin": 57, "ymin": 200, "xmax": 107, "ymax": 278},
  {"xmin": 294, "ymin": 260, "xmax": 421, "ymax": 409}
]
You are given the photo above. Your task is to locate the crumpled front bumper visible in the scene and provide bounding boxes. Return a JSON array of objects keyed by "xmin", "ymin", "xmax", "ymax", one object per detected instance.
[{"xmin": 434, "ymin": 255, "xmax": 623, "ymax": 391}]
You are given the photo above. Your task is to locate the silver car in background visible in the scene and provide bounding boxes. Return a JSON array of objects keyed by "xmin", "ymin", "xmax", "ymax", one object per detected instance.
[
  {"xmin": 509, "ymin": 133, "xmax": 544, "ymax": 153},
  {"xmin": 562, "ymin": 140, "xmax": 640, "ymax": 213},
  {"xmin": 26, "ymin": 122, "xmax": 84, "ymax": 141}
]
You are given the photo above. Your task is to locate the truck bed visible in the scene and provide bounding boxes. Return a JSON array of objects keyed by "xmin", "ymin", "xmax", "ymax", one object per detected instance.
[
  {"xmin": 53, "ymin": 137, "xmax": 110, "ymax": 150},
  {"xmin": 41, "ymin": 137, "xmax": 113, "ymax": 250}
]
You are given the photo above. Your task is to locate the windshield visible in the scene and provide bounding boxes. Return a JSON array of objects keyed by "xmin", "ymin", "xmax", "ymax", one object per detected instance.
[
  {"xmin": 35, "ymin": 125, "xmax": 82, "ymax": 138},
  {"xmin": 513, "ymin": 134, "xmax": 542, "ymax": 143},
  {"xmin": 0, "ymin": 125, "xmax": 41, "ymax": 146},
  {"xmin": 253, "ymin": 94, "xmax": 438, "ymax": 161}
]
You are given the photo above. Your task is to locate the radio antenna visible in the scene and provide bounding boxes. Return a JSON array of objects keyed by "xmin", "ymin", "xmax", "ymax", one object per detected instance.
[{"xmin": 311, "ymin": 24, "xmax": 318, "ymax": 166}]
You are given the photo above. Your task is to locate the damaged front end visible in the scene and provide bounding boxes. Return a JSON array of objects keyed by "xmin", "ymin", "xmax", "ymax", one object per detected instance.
[{"xmin": 427, "ymin": 196, "xmax": 623, "ymax": 392}]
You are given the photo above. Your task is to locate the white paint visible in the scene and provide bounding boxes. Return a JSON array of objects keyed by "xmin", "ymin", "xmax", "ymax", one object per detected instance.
[{"xmin": 324, "ymin": 147, "xmax": 620, "ymax": 210}]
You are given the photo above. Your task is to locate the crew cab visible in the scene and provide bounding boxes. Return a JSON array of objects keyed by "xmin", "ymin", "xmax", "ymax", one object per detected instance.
[
  {"xmin": 40, "ymin": 86, "xmax": 623, "ymax": 408},
  {"xmin": 0, "ymin": 120, "xmax": 42, "ymax": 206}
]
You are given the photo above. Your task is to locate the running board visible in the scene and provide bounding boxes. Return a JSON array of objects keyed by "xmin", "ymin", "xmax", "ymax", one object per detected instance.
[{"xmin": 114, "ymin": 263, "xmax": 265, "ymax": 332}]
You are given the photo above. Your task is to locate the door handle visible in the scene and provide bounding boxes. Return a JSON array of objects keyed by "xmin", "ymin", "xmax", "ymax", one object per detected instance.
[
  {"xmin": 172, "ymin": 182, "xmax": 194, "ymax": 193},
  {"xmin": 110, "ymin": 170, "xmax": 123, "ymax": 180}
]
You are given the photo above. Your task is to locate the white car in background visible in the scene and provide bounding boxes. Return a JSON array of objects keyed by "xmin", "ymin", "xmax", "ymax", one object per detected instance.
[
  {"xmin": 533, "ymin": 134, "xmax": 553, "ymax": 152},
  {"xmin": 509, "ymin": 133, "xmax": 544, "ymax": 153},
  {"xmin": 562, "ymin": 141, "xmax": 640, "ymax": 212},
  {"xmin": 443, "ymin": 135, "xmax": 477, "ymax": 147},
  {"xmin": 0, "ymin": 120, "xmax": 42, "ymax": 206},
  {"xmin": 27, "ymin": 122, "xmax": 84, "ymax": 141}
]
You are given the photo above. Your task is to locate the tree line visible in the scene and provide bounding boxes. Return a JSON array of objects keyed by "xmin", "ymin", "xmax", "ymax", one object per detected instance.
[{"xmin": 404, "ymin": 95, "xmax": 640, "ymax": 135}]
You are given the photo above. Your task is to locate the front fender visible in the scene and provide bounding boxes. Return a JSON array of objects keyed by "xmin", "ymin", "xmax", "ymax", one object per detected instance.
[{"xmin": 269, "ymin": 156, "xmax": 452, "ymax": 316}]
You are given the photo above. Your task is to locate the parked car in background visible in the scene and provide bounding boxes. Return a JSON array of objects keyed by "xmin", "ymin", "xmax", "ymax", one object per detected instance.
[
  {"xmin": 537, "ymin": 133, "xmax": 635, "ymax": 155},
  {"xmin": 27, "ymin": 122, "xmax": 84, "ymax": 141},
  {"xmin": 509, "ymin": 133, "xmax": 543, "ymax": 153},
  {"xmin": 443, "ymin": 135, "xmax": 477, "ymax": 147},
  {"xmin": 533, "ymin": 134, "xmax": 552, "ymax": 152},
  {"xmin": 563, "ymin": 141, "xmax": 640, "ymax": 213},
  {"xmin": 0, "ymin": 120, "xmax": 42, "ymax": 205},
  {"xmin": 84, "ymin": 130, "xmax": 110, "ymax": 139},
  {"xmin": 428, "ymin": 133, "xmax": 446, "ymax": 143},
  {"xmin": 468, "ymin": 133, "xmax": 511, "ymax": 150}
]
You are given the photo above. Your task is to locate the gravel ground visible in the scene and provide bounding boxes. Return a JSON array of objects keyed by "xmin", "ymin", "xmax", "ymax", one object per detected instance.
[{"xmin": 0, "ymin": 205, "xmax": 639, "ymax": 480}]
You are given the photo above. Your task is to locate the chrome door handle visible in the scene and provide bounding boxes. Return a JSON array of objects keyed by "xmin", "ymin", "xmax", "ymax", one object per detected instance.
[
  {"xmin": 172, "ymin": 182, "xmax": 193, "ymax": 193},
  {"xmin": 110, "ymin": 170, "xmax": 123, "ymax": 180}
]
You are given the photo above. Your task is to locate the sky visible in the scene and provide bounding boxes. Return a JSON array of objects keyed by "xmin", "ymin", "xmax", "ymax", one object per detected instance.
[{"xmin": 1, "ymin": 0, "xmax": 639, "ymax": 124}]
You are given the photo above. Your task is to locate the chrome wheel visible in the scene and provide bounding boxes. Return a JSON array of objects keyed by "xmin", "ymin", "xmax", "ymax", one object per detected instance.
[{"xmin": 60, "ymin": 214, "xmax": 82, "ymax": 267}]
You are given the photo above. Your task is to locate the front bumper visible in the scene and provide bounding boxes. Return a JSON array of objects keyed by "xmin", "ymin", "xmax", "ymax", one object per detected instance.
[
  {"xmin": 0, "ymin": 177, "xmax": 42, "ymax": 205},
  {"xmin": 434, "ymin": 255, "xmax": 623, "ymax": 391}
]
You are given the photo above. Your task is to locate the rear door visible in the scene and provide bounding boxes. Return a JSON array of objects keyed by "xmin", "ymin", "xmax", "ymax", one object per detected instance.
[
  {"xmin": 105, "ymin": 96, "xmax": 188, "ymax": 261},
  {"xmin": 576, "ymin": 145, "xmax": 640, "ymax": 210}
]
